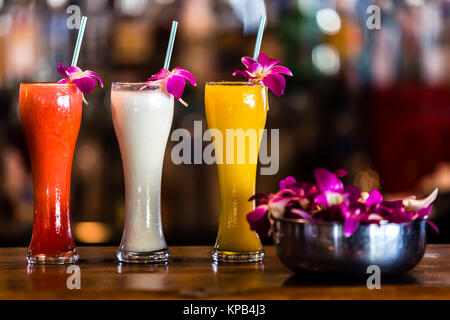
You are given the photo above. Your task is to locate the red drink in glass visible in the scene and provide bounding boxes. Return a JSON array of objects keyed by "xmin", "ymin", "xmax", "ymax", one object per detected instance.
[{"xmin": 19, "ymin": 83, "xmax": 82, "ymax": 264}]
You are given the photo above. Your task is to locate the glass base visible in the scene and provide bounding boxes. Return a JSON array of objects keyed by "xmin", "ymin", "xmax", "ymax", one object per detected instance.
[
  {"xmin": 117, "ymin": 248, "xmax": 169, "ymax": 264},
  {"xmin": 212, "ymin": 248, "xmax": 264, "ymax": 263},
  {"xmin": 26, "ymin": 248, "xmax": 79, "ymax": 265}
]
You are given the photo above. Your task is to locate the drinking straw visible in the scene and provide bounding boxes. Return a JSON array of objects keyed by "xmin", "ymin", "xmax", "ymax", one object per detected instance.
[
  {"xmin": 71, "ymin": 16, "xmax": 88, "ymax": 66},
  {"xmin": 163, "ymin": 21, "xmax": 178, "ymax": 69},
  {"xmin": 252, "ymin": 15, "xmax": 266, "ymax": 60}
]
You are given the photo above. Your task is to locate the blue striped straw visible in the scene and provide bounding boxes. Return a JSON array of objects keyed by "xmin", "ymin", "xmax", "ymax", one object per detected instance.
[
  {"xmin": 252, "ymin": 15, "xmax": 266, "ymax": 60},
  {"xmin": 163, "ymin": 21, "xmax": 178, "ymax": 69},
  {"xmin": 71, "ymin": 16, "xmax": 87, "ymax": 66}
]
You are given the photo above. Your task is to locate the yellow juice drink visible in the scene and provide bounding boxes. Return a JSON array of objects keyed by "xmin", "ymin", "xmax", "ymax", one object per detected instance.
[{"xmin": 205, "ymin": 81, "xmax": 268, "ymax": 262}]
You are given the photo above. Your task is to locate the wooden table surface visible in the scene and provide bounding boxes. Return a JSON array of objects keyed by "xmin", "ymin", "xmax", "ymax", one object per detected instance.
[{"xmin": 0, "ymin": 245, "xmax": 449, "ymax": 300}]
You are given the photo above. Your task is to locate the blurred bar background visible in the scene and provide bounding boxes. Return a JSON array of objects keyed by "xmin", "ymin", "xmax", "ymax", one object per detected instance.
[{"xmin": 0, "ymin": 0, "xmax": 449, "ymax": 246}]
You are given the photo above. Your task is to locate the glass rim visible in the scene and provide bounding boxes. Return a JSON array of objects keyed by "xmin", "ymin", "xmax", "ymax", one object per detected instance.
[
  {"xmin": 205, "ymin": 81, "xmax": 263, "ymax": 86},
  {"xmin": 112, "ymin": 81, "xmax": 149, "ymax": 86},
  {"xmin": 20, "ymin": 82, "xmax": 76, "ymax": 86},
  {"xmin": 111, "ymin": 82, "xmax": 162, "ymax": 91}
]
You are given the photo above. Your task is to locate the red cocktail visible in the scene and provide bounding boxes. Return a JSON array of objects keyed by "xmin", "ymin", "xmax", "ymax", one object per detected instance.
[{"xmin": 19, "ymin": 83, "xmax": 82, "ymax": 264}]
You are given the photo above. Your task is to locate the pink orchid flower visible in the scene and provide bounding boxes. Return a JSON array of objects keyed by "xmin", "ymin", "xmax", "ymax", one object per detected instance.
[
  {"xmin": 57, "ymin": 63, "xmax": 103, "ymax": 101},
  {"xmin": 246, "ymin": 169, "xmax": 439, "ymax": 239},
  {"xmin": 232, "ymin": 52, "xmax": 293, "ymax": 97},
  {"xmin": 143, "ymin": 67, "xmax": 197, "ymax": 107}
]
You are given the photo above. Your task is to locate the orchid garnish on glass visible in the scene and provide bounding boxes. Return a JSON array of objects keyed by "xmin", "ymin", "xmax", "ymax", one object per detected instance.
[
  {"xmin": 141, "ymin": 67, "xmax": 197, "ymax": 107},
  {"xmin": 57, "ymin": 63, "xmax": 103, "ymax": 104},
  {"xmin": 246, "ymin": 168, "xmax": 439, "ymax": 238},
  {"xmin": 232, "ymin": 52, "xmax": 293, "ymax": 97}
]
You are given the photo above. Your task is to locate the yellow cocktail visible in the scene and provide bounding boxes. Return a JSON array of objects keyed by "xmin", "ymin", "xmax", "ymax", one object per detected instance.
[{"xmin": 205, "ymin": 81, "xmax": 268, "ymax": 262}]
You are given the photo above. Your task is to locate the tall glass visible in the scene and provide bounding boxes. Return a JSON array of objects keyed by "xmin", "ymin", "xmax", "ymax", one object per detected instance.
[
  {"xmin": 19, "ymin": 83, "xmax": 82, "ymax": 264},
  {"xmin": 111, "ymin": 82, "xmax": 173, "ymax": 263},
  {"xmin": 205, "ymin": 81, "xmax": 268, "ymax": 262}
]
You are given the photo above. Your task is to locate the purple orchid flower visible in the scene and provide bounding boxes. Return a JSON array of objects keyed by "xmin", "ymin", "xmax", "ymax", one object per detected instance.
[
  {"xmin": 143, "ymin": 67, "xmax": 197, "ymax": 107},
  {"xmin": 279, "ymin": 176, "xmax": 297, "ymax": 190},
  {"xmin": 57, "ymin": 63, "xmax": 103, "ymax": 97},
  {"xmin": 246, "ymin": 187, "xmax": 296, "ymax": 237},
  {"xmin": 416, "ymin": 206, "xmax": 439, "ymax": 234},
  {"xmin": 246, "ymin": 177, "xmax": 316, "ymax": 237},
  {"xmin": 313, "ymin": 168, "xmax": 360, "ymax": 208},
  {"xmin": 343, "ymin": 189, "xmax": 384, "ymax": 237},
  {"xmin": 278, "ymin": 177, "xmax": 317, "ymax": 211},
  {"xmin": 246, "ymin": 169, "xmax": 439, "ymax": 239},
  {"xmin": 246, "ymin": 206, "xmax": 272, "ymax": 237},
  {"xmin": 246, "ymin": 193, "xmax": 271, "ymax": 236},
  {"xmin": 402, "ymin": 189, "xmax": 439, "ymax": 233},
  {"xmin": 290, "ymin": 208, "xmax": 314, "ymax": 221},
  {"xmin": 232, "ymin": 53, "xmax": 293, "ymax": 97}
]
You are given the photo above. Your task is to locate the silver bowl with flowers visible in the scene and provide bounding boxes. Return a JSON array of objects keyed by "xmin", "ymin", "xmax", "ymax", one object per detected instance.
[{"xmin": 247, "ymin": 169, "xmax": 439, "ymax": 276}]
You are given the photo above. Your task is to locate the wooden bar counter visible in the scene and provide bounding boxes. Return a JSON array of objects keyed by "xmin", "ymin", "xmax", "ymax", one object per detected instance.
[{"xmin": 0, "ymin": 245, "xmax": 449, "ymax": 300}]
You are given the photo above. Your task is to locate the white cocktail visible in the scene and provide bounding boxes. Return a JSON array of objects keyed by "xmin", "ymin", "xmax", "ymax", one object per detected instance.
[{"xmin": 111, "ymin": 82, "xmax": 173, "ymax": 263}]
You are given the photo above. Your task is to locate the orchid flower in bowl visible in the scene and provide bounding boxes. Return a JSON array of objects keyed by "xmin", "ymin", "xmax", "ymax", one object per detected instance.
[
  {"xmin": 247, "ymin": 168, "xmax": 439, "ymax": 238},
  {"xmin": 232, "ymin": 52, "xmax": 293, "ymax": 97},
  {"xmin": 141, "ymin": 67, "xmax": 197, "ymax": 107},
  {"xmin": 247, "ymin": 168, "xmax": 439, "ymax": 275},
  {"xmin": 57, "ymin": 63, "xmax": 103, "ymax": 104}
]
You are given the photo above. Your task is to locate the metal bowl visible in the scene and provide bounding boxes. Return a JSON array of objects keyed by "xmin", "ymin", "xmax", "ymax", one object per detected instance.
[{"xmin": 272, "ymin": 217, "xmax": 426, "ymax": 276}]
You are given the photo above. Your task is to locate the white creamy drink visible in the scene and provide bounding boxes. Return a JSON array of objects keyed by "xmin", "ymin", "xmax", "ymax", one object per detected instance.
[{"xmin": 111, "ymin": 82, "xmax": 173, "ymax": 263}]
